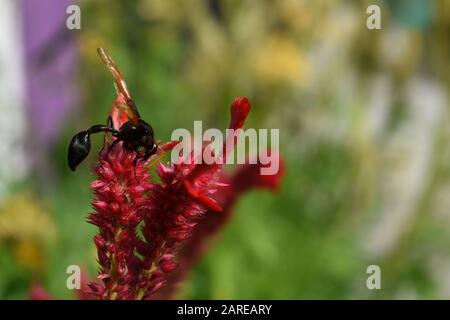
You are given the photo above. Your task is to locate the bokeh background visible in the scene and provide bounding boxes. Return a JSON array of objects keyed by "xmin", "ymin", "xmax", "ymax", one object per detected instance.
[{"xmin": 0, "ymin": 0, "xmax": 449, "ymax": 299}]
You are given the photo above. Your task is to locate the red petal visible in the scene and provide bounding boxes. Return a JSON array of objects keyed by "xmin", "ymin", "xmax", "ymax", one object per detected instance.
[
  {"xmin": 229, "ymin": 97, "xmax": 251, "ymax": 130},
  {"xmin": 183, "ymin": 180, "xmax": 222, "ymax": 212}
]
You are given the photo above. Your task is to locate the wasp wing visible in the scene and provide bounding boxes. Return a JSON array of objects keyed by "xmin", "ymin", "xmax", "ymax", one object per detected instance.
[{"xmin": 97, "ymin": 47, "xmax": 141, "ymax": 124}]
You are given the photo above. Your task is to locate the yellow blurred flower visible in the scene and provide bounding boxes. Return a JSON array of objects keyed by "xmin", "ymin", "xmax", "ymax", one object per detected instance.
[
  {"xmin": 254, "ymin": 33, "xmax": 310, "ymax": 85},
  {"xmin": 0, "ymin": 193, "xmax": 56, "ymax": 273},
  {"xmin": 12, "ymin": 241, "xmax": 44, "ymax": 272}
]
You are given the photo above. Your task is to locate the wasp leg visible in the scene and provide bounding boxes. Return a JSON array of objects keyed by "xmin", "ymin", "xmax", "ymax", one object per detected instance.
[
  {"xmin": 105, "ymin": 137, "xmax": 122, "ymax": 160},
  {"xmin": 132, "ymin": 144, "xmax": 157, "ymax": 180},
  {"xmin": 100, "ymin": 120, "xmax": 118, "ymax": 154},
  {"xmin": 88, "ymin": 123, "xmax": 118, "ymax": 154},
  {"xmin": 107, "ymin": 115, "xmax": 114, "ymax": 128},
  {"xmin": 133, "ymin": 154, "xmax": 139, "ymax": 179},
  {"xmin": 143, "ymin": 144, "xmax": 158, "ymax": 163}
]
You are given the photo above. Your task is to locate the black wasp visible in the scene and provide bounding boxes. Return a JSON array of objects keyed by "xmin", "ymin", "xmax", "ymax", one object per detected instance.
[{"xmin": 68, "ymin": 48, "xmax": 157, "ymax": 171}]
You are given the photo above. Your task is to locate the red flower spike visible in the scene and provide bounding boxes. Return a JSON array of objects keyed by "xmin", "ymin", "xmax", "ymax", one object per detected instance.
[
  {"xmin": 133, "ymin": 97, "xmax": 252, "ymax": 298},
  {"xmin": 83, "ymin": 96, "xmax": 261, "ymax": 300},
  {"xmin": 155, "ymin": 153, "xmax": 284, "ymax": 299},
  {"xmin": 88, "ymin": 145, "xmax": 153, "ymax": 299}
]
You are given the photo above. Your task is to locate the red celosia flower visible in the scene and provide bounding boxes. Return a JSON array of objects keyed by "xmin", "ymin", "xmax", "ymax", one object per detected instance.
[
  {"xmin": 29, "ymin": 283, "xmax": 52, "ymax": 300},
  {"xmin": 89, "ymin": 146, "xmax": 151, "ymax": 299},
  {"xmin": 86, "ymin": 96, "xmax": 253, "ymax": 299},
  {"xmin": 155, "ymin": 153, "xmax": 284, "ymax": 299}
]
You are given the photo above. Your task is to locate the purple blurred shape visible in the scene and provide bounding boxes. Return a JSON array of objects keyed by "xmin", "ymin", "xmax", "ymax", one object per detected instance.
[{"xmin": 21, "ymin": 0, "xmax": 79, "ymax": 147}]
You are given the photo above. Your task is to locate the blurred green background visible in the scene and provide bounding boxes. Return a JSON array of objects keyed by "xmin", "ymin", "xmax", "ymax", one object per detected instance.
[{"xmin": 1, "ymin": 0, "xmax": 450, "ymax": 299}]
